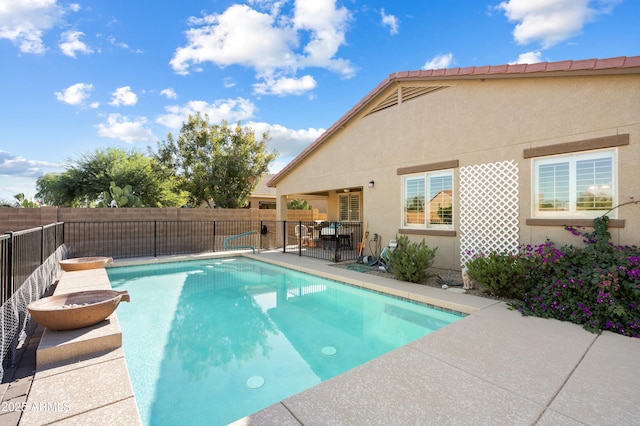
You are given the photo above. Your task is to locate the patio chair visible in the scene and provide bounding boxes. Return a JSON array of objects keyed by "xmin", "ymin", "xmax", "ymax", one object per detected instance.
[{"xmin": 294, "ymin": 224, "xmax": 311, "ymax": 247}]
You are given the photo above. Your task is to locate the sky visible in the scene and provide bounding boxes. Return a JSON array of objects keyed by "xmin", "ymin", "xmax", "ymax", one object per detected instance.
[{"xmin": 0, "ymin": 0, "xmax": 638, "ymax": 202}]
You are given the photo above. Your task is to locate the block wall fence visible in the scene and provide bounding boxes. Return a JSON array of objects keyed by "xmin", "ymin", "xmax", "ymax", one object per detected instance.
[{"xmin": 0, "ymin": 207, "xmax": 324, "ymax": 233}]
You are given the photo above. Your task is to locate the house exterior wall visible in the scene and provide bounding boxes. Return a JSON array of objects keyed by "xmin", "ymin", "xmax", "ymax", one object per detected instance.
[{"xmin": 274, "ymin": 73, "xmax": 640, "ymax": 270}]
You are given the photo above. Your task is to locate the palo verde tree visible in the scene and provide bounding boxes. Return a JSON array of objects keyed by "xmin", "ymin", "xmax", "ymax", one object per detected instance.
[{"xmin": 152, "ymin": 114, "xmax": 277, "ymax": 208}]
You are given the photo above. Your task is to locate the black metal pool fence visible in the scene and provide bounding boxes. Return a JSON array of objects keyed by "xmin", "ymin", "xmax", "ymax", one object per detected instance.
[
  {"xmin": 0, "ymin": 219, "xmax": 362, "ymax": 377},
  {"xmin": 1, "ymin": 223, "xmax": 64, "ymax": 305},
  {"xmin": 63, "ymin": 220, "xmax": 364, "ymax": 263},
  {"xmin": 1, "ymin": 223, "xmax": 65, "ymax": 378}
]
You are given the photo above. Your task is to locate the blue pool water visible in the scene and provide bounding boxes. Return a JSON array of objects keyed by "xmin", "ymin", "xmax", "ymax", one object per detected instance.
[{"xmin": 108, "ymin": 258, "xmax": 464, "ymax": 425}]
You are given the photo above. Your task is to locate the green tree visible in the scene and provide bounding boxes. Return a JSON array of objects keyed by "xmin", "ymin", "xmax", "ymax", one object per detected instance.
[
  {"xmin": 36, "ymin": 147, "xmax": 187, "ymax": 207},
  {"xmin": 153, "ymin": 114, "xmax": 277, "ymax": 208},
  {"xmin": 287, "ymin": 199, "xmax": 312, "ymax": 210},
  {"xmin": 36, "ymin": 171, "xmax": 85, "ymax": 206}
]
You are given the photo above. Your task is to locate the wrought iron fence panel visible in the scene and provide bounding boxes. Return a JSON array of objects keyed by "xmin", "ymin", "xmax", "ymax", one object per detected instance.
[
  {"xmin": 1, "ymin": 223, "xmax": 65, "ymax": 376},
  {"xmin": 63, "ymin": 220, "xmax": 363, "ymax": 262},
  {"xmin": 64, "ymin": 222, "xmax": 156, "ymax": 258},
  {"xmin": 282, "ymin": 221, "xmax": 363, "ymax": 263},
  {"xmin": 1, "ymin": 223, "xmax": 65, "ymax": 305}
]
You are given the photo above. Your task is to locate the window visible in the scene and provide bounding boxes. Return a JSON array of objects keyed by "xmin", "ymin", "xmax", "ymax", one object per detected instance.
[
  {"xmin": 402, "ymin": 170, "xmax": 453, "ymax": 229},
  {"xmin": 534, "ymin": 149, "xmax": 615, "ymax": 218},
  {"xmin": 339, "ymin": 193, "xmax": 360, "ymax": 221}
]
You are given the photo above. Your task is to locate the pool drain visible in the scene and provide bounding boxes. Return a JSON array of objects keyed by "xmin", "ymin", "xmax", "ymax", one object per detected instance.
[
  {"xmin": 321, "ymin": 346, "xmax": 337, "ymax": 356},
  {"xmin": 247, "ymin": 376, "xmax": 265, "ymax": 389}
]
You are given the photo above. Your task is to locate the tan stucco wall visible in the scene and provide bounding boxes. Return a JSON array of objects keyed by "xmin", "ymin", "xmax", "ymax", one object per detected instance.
[{"xmin": 274, "ymin": 74, "xmax": 640, "ymax": 269}]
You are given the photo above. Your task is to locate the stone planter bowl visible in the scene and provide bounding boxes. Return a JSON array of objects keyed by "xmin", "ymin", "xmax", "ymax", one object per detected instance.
[
  {"xmin": 28, "ymin": 290, "xmax": 130, "ymax": 331},
  {"xmin": 59, "ymin": 257, "xmax": 113, "ymax": 272}
]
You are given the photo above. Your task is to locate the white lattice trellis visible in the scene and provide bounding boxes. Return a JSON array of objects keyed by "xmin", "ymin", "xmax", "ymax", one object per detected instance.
[{"xmin": 459, "ymin": 160, "xmax": 520, "ymax": 266}]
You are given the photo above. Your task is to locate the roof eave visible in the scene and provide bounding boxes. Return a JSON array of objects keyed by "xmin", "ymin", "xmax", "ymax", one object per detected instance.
[{"xmin": 267, "ymin": 55, "xmax": 640, "ymax": 188}]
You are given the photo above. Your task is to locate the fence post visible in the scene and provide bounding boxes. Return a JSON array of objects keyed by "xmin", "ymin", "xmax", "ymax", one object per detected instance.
[
  {"xmin": 40, "ymin": 225, "xmax": 45, "ymax": 265},
  {"xmin": 154, "ymin": 221, "xmax": 157, "ymax": 258},
  {"xmin": 298, "ymin": 221, "xmax": 302, "ymax": 257},
  {"xmin": 333, "ymin": 222, "xmax": 339, "ymax": 263},
  {"xmin": 3, "ymin": 232, "xmax": 12, "ymax": 305},
  {"xmin": 282, "ymin": 221, "xmax": 287, "ymax": 253}
]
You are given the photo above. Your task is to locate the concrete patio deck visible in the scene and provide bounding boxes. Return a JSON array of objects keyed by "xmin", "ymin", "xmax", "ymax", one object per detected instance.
[
  {"xmin": 235, "ymin": 252, "xmax": 640, "ymax": 425},
  {"xmin": 2, "ymin": 250, "xmax": 639, "ymax": 425}
]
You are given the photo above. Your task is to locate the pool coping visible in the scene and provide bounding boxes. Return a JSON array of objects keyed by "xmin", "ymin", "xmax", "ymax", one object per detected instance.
[
  {"xmin": 239, "ymin": 253, "xmax": 640, "ymax": 425},
  {"xmin": 14, "ymin": 250, "xmax": 640, "ymax": 425}
]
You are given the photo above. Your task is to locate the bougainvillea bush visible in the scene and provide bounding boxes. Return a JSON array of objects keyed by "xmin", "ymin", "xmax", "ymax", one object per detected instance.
[{"xmin": 510, "ymin": 213, "xmax": 640, "ymax": 338}]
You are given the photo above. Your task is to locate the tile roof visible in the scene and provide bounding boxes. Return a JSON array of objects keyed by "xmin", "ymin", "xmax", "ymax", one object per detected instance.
[{"xmin": 268, "ymin": 55, "xmax": 640, "ymax": 187}]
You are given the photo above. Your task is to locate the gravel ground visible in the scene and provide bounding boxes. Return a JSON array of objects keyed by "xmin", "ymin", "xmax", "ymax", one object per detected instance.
[{"xmin": 331, "ymin": 261, "xmax": 511, "ymax": 302}]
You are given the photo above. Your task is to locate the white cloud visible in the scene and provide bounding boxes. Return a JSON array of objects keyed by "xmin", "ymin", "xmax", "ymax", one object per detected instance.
[
  {"xmin": 247, "ymin": 0, "xmax": 287, "ymax": 15},
  {"xmin": 0, "ymin": 150, "xmax": 60, "ymax": 177},
  {"xmin": 381, "ymin": 8, "xmax": 399, "ymax": 35},
  {"xmin": 109, "ymin": 86, "xmax": 138, "ymax": 106},
  {"xmin": 510, "ymin": 51, "xmax": 543, "ymax": 64},
  {"xmin": 107, "ymin": 35, "xmax": 128, "ymax": 49},
  {"xmin": 170, "ymin": 0, "xmax": 354, "ymax": 95},
  {"xmin": 156, "ymin": 98, "xmax": 258, "ymax": 130},
  {"xmin": 59, "ymin": 30, "xmax": 92, "ymax": 57},
  {"xmin": 54, "ymin": 82, "xmax": 94, "ymax": 105},
  {"xmin": 170, "ymin": 4, "xmax": 297, "ymax": 74},
  {"xmin": 497, "ymin": 0, "xmax": 622, "ymax": 49},
  {"xmin": 160, "ymin": 88, "xmax": 177, "ymax": 99},
  {"xmin": 423, "ymin": 53, "xmax": 454, "ymax": 70},
  {"xmin": 96, "ymin": 114, "xmax": 157, "ymax": 143},
  {"xmin": 253, "ymin": 74, "xmax": 316, "ymax": 96},
  {"xmin": 0, "ymin": 0, "xmax": 64, "ymax": 54},
  {"xmin": 292, "ymin": 0, "xmax": 354, "ymax": 75},
  {"xmin": 105, "ymin": 35, "xmax": 143, "ymax": 53},
  {"xmin": 249, "ymin": 121, "xmax": 325, "ymax": 159}
]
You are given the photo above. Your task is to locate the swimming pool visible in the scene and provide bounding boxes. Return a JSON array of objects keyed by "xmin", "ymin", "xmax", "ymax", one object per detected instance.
[{"xmin": 108, "ymin": 257, "xmax": 464, "ymax": 425}]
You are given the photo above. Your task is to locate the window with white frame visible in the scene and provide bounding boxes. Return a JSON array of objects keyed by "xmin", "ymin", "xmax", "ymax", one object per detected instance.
[
  {"xmin": 402, "ymin": 170, "xmax": 453, "ymax": 229},
  {"xmin": 533, "ymin": 149, "xmax": 616, "ymax": 218},
  {"xmin": 338, "ymin": 193, "xmax": 360, "ymax": 221}
]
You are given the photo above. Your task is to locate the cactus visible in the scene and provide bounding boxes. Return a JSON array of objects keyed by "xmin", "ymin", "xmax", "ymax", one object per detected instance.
[{"xmin": 97, "ymin": 182, "xmax": 143, "ymax": 207}]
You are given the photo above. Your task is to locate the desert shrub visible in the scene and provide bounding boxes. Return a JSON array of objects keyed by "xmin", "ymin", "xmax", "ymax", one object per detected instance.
[
  {"xmin": 510, "ymin": 199, "xmax": 640, "ymax": 337},
  {"xmin": 465, "ymin": 251, "xmax": 528, "ymax": 299},
  {"xmin": 387, "ymin": 235, "xmax": 437, "ymax": 283}
]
